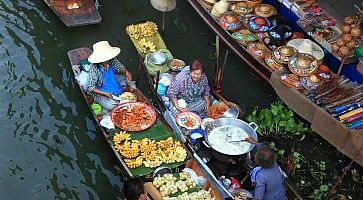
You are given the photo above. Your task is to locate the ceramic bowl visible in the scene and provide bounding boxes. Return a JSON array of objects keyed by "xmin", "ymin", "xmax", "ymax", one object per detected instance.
[
  {"xmin": 247, "ymin": 42, "xmax": 269, "ymax": 59},
  {"xmin": 246, "ymin": 15, "xmax": 271, "ymax": 33},
  {"xmin": 288, "ymin": 53, "xmax": 318, "ymax": 76},
  {"xmin": 268, "ymin": 25, "xmax": 293, "ymax": 41},
  {"xmin": 245, "ymin": 0, "xmax": 263, "ymax": 8},
  {"xmin": 300, "ymin": 76, "xmax": 320, "ymax": 91},
  {"xmin": 273, "ymin": 46, "xmax": 297, "ymax": 64},
  {"xmin": 219, "ymin": 12, "xmax": 242, "ymax": 31},
  {"xmin": 280, "ymin": 73, "xmax": 304, "ymax": 90},
  {"xmin": 148, "ymin": 51, "xmax": 167, "ymax": 65}
]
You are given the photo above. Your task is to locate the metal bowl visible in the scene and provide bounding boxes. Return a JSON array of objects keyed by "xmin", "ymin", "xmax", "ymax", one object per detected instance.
[{"xmin": 148, "ymin": 51, "xmax": 167, "ymax": 65}]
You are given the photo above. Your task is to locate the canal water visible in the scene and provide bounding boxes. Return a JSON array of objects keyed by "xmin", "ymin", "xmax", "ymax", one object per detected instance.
[{"xmin": 0, "ymin": 0, "xmax": 275, "ymax": 199}]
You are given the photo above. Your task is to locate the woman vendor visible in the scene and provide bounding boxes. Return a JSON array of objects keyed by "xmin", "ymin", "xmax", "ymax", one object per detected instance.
[
  {"xmin": 166, "ymin": 60, "xmax": 211, "ymax": 118},
  {"xmin": 85, "ymin": 41, "xmax": 132, "ymax": 111}
]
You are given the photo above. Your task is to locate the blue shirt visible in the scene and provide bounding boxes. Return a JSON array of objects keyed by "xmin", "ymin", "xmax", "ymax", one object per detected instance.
[
  {"xmin": 254, "ymin": 162, "xmax": 286, "ymax": 200},
  {"xmin": 96, "ymin": 65, "xmax": 123, "ymax": 96}
]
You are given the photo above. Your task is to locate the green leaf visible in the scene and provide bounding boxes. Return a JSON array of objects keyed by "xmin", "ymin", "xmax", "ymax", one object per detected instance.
[
  {"xmin": 279, "ymin": 121, "xmax": 286, "ymax": 127},
  {"xmin": 320, "ymin": 185, "xmax": 329, "ymax": 192},
  {"xmin": 296, "ymin": 164, "xmax": 301, "ymax": 168}
]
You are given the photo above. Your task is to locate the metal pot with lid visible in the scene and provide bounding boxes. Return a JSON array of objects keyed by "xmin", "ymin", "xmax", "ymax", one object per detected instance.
[{"xmin": 202, "ymin": 118, "xmax": 258, "ymax": 156}]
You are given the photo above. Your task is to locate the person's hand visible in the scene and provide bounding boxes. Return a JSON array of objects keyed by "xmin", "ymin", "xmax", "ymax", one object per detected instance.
[
  {"xmin": 103, "ymin": 92, "xmax": 113, "ymax": 98},
  {"xmin": 205, "ymin": 103, "xmax": 210, "ymax": 112},
  {"xmin": 125, "ymin": 70, "xmax": 132, "ymax": 81}
]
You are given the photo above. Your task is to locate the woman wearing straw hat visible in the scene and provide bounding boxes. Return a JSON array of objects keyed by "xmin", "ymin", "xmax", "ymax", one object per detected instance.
[{"xmin": 85, "ymin": 41, "xmax": 132, "ymax": 111}]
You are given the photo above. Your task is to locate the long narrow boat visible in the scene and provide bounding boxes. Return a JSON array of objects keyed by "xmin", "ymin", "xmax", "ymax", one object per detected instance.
[
  {"xmin": 126, "ymin": 24, "xmax": 303, "ymax": 199},
  {"xmin": 185, "ymin": 1, "xmax": 363, "ymax": 166},
  {"xmin": 43, "ymin": 0, "xmax": 101, "ymax": 27},
  {"xmin": 67, "ymin": 47, "xmax": 232, "ymax": 199}
]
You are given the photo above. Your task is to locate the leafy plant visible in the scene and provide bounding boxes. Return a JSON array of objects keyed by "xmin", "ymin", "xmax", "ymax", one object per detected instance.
[
  {"xmin": 269, "ymin": 142, "xmax": 285, "ymax": 159},
  {"xmin": 246, "ymin": 101, "xmax": 310, "ymax": 137},
  {"xmin": 308, "ymin": 184, "xmax": 329, "ymax": 200},
  {"xmin": 316, "ymin": 161, "xmax": 326, "ymax": 171}
]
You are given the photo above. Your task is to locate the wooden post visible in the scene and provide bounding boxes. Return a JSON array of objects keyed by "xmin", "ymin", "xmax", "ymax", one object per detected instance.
[
  {"xmin": 213, "ymin": 35, "xmax": 222, "ymax": 93},
  {"xmin": 136, "ymin": 56, "xmax": 143, "ymax": 87},
  {"xmin": 162, "ymin": 12, "xmax": 166, "ymax": 32},
  {"xmin": 337, "ymin": 56, "xmax": 348, "ymax": 76}
]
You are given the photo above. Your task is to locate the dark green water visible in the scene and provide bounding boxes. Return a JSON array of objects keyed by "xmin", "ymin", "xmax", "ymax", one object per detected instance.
[{"xmin": 0, "ymin": 0, "xmax": 274, "ymax": 199}]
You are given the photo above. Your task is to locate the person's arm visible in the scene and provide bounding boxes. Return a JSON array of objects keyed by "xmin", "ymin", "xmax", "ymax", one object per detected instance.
[
  {"xmin": 201, "ymin": 74, "xmax": 211, "ymax": 111},
  {"xmin": 167, "ymin": 73, "xmax": 187, "ymax": 112},
  {"xmin": 111, "ymin": 58, "xmax": 132, "ymax": 81}
]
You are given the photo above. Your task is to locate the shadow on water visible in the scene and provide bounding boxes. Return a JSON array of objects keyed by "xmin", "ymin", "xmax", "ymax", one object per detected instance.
[{"xmin": 0, "ymin": 0, "xmax": 275, "ymax": 199}]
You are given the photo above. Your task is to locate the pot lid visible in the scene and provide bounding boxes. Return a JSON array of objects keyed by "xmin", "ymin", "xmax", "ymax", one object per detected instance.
[
  {"xmin": 231, "ymin": 2, "xmax": 252, "ymax": 14},
  {"xmin": 300, "ymin": 76, "xmax": 320, "ymax": 91},
  {"xmin": 288, "ymin": 53, "xmax": 318, "ymax": 76}
]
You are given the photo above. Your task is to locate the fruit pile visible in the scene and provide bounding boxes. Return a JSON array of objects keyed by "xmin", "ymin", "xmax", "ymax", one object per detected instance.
[
  {"xmin": 153, "ymin": 173, "xmax": 197, "ymax": 197},
  {"xmin": 113, "ymin": 132, "xmax": 187, "ymax": 168},
  {"xmin": 163, "ymin": 189, "xmax": 215, "ymax": 200},
  {"xmin": 126, "ymin": 21, "xmax": 159, "ymax": 54},
  {"xmin": 330, "ymin": 15, "xmax": 361, "ymax": 58}
]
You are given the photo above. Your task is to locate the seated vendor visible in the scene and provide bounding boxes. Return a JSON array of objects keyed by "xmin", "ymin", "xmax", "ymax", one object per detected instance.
[
  {"xmin": 166, "ymin": 60, "xmax": 211, "ymax": 118},
  {"xmin": 250, "ymin": 145, "xmax": 286, "ymax": 200},
  {"xmin": 85, "ymin": 41, "xmax": 132, "ymax": 111}
]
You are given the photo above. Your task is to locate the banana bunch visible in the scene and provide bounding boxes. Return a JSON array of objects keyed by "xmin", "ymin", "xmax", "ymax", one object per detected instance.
[
  {"xmin": 143, "ymin": 157, "xmax": 162, "ymax": 168},
  {"xmin": 126, "ymin": 21, "xmax": 158, "ymax": 40},
  {"xmin": 113, "ymin": 131, "xmax": 130, "ymax": 144},
  {"xmin": 139, "ymin": 21, "xmax": 158, "ymax": 37},
  {"xmin": 126, "ymin": 24, "xmax": 142, "ymax": 40},
  {"xmin": 125, "ymin": 157, "xmax": 143, "ymax": 168},
  {"xmin": 137, "ymin": 38, "xmax": 156, "ymax": 54},
  {"xmin": 158, "ymin": 137, "xmax": 175, "ymax": 151},
  {"xmin": 119, "ymin": 140, "xmax": 140, "ymax": 159},
  {"xmin": 174, "ymin": 146, "xmax": 187, "ymax": 162}
]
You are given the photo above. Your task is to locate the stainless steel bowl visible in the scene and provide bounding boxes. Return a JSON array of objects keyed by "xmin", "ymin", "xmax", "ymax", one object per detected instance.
[{"xmin": 148, "ymin": 51, "xmax": 167, "ymax": 65}]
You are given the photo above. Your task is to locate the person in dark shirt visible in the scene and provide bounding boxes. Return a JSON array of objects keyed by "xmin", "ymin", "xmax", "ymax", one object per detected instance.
[{"xmin": 123, "ymin": 177, "xmax": 147, "ymax": 200}]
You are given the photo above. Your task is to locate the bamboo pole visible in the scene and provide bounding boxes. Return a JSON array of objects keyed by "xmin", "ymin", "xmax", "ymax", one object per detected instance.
[{"xmin": 213, "ymin": 35, "xmax": 222, "ymax": 93}]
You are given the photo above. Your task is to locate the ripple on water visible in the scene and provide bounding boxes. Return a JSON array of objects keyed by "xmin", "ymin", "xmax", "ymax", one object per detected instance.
[{"xmin": 0, "ymin": 1, "xmax": 123, "ymax": 199}]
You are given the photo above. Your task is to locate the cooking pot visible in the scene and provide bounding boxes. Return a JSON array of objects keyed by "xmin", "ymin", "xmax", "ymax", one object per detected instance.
[{"xmin": 202, "ymin": 118, "xmax": 258, "ymax": 156}]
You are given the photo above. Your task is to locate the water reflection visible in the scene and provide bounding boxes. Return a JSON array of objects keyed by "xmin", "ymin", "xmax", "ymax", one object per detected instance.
[
  {"xmin": 0, "ymin": 0, "xmax": 123, "ymax": 199},
  {"xmin": 0, "ymin": 0, "xmax": 274, "ymax": 199}
]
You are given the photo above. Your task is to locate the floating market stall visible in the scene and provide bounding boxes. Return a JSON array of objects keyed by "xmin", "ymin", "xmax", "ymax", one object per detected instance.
[
  {"xmin": 186, "ymin": 0, "xmax": 363, "ymax": 166},
  {"xmin": 125, "ymin": 21, "xmax": 303, "ymax": 199},
  {"xmin": 67, "ymin": 47, "xmax": 225, "ymax": 200}
]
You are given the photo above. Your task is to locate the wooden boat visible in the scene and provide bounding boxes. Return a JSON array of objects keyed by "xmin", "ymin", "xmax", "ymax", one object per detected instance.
[
  {"xmin": 126, "ymin": 27, "xmax": 303, "ymax": 199},
  {"xmin": 43, "ymin": 0, "xmax": 101, "ymax": 27},
  {"xmin": 67, "ymin": 47, "xmax": 231, "ymax": 199}
]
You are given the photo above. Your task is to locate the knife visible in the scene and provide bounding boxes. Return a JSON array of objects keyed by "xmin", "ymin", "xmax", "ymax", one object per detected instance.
[
  {"xmin": 348, "ymin": 120, "xmax": 363, "ymax": 129},
  {"xmin": 316, "ymin": 78, "xmax": 350, "ymax": 99},
  {"xmin": 338, "ymin": 108, "xmax": 363, "ymax": 121},
  {"xmin": 330, "ymin": 101, "xmax": 363, "ymax": 114}
]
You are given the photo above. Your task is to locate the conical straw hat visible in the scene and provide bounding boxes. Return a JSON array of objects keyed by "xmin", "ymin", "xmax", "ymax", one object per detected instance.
[{"xmin": 88, "ymin": 41, "xmax": 120, "ymax": 63}]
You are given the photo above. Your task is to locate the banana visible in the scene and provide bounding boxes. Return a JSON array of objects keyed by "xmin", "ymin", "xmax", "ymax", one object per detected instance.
[{"xmin": 126, "ymin": 21, "xmax": 158, "ymax": 40}]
